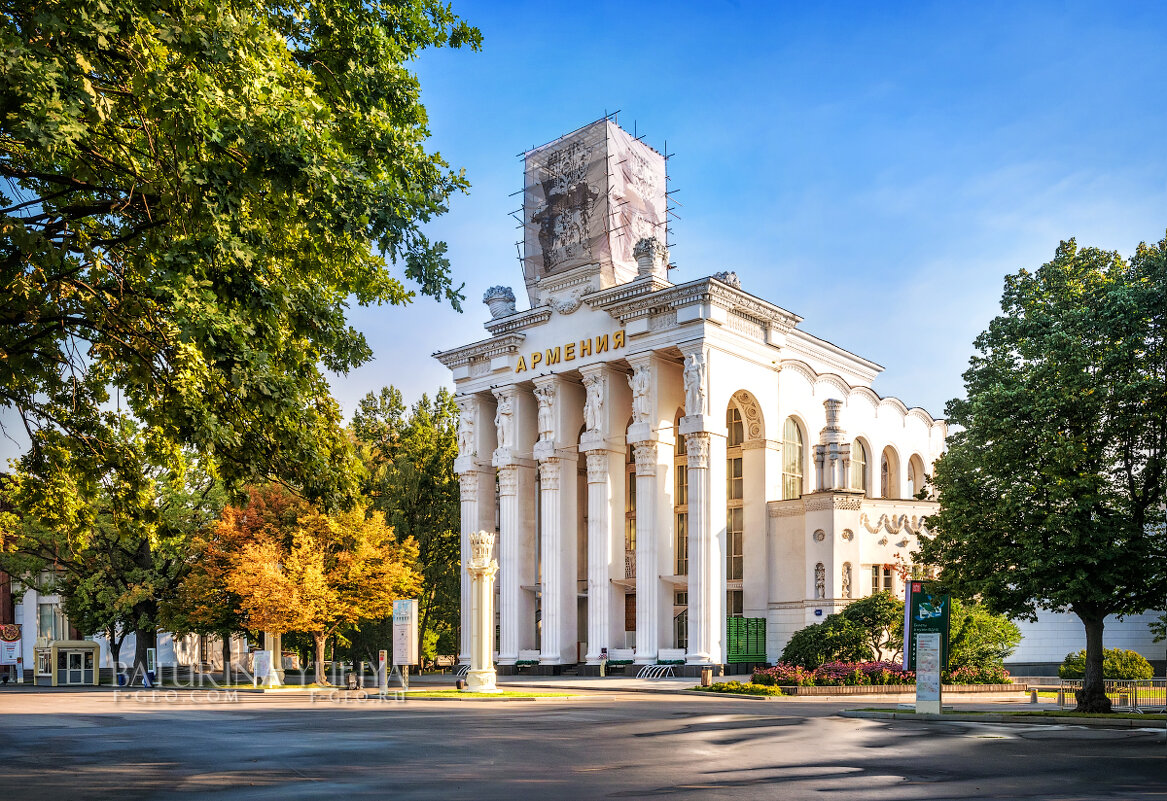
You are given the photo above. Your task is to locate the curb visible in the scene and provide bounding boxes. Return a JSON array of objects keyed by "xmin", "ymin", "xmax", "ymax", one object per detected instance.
[{"xmin": 841, "ymin": 709, "xmax": 1167, "ymax": 729}]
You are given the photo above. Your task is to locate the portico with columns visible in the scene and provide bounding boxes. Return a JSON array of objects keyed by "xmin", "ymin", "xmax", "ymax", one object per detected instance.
[{"xmin": 436, "ymin": 118, "xmax": 948, "ymax": 675}]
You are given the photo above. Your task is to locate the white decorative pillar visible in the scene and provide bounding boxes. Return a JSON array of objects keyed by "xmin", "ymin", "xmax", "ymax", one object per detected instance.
[
  {"xmin": 465, "ymin": 530, "xmax": 500, "ymax": 693},
  {"xmin": 682, "ymin": 431, "xmax": 713, "ymax": 664},
  {"xmin": 455, "ymin": 394, "xmax": 497, "ymax": 667},
  {"xmin": 814, "ymin": 399, "xmax": 851, "ymax": 491},
  {"xmin": 584, "ymin": 450, "xmax": 612, "ymax": 663},
  {"xmin": 537, "ymin": 456, "xmax": 565, "ymax": 663},
  {"xmin": 632, "ymin": 439, "xmax": 660, "ymax": 664},
  {"xmin": 492, "ymin": 386, "xmax": 537, "ymax": 665}
]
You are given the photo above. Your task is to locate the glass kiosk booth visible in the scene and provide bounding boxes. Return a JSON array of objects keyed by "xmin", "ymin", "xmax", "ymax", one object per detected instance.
[{"xmin": 34, "ymin": 640, "xmax": 100, "ymax": 686}]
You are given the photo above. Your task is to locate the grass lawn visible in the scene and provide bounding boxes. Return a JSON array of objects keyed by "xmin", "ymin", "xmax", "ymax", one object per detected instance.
[{"xmin": 403, "ymin": 689, "xmax": 575, "ymax": 699}]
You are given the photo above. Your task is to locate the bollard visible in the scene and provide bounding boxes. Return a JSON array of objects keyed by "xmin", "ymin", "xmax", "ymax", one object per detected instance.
[
  {"xmin": 701, "ymin": 667, "xmax": 713, "ymax": 687},
  {"xmin": 1030, "ymin": 689, "xmax": 1038, "ymax": 704}
]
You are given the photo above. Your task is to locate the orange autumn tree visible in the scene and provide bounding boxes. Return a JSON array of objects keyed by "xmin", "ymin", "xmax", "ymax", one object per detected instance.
[
  {"xmin": 164, "ymin": 487, "xmax": 303, "ymax": 683},
  {"xmin": 221, "ymin": 486, "xmax": 421, "ymax": 684}
]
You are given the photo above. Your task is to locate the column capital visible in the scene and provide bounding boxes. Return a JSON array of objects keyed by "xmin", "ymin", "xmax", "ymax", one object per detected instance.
[
  {"xmin": 538, "ymin": 457, "xmax": 561, "ymax": 490},
  {"xmin": 632, "ymin": 440, "xmax": 659, "ymax": 475},
  {"xmin": 685, "ymin": 431, "xmax": 711, "ymax": 469},
  {"xmin": 585, "ymin": 451, "xmax": 610, "ymax": 484},
  {"xmin": 497, "ymin": 464, "xmax": 519, "ymax": 495}
]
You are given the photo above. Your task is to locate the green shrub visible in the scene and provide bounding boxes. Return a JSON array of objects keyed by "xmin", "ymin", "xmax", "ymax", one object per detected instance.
[
  {"xmin": 780, "ymin": 615, "xmax": 871, "ymax": 669},
  {"xmin": 693, "ymin": 681, "xmax": 784, "ymax": 696},
  {"xmin": 946, "ymin": 599, "xmax": 1021, "ymax": 670},
  {"xmin": 1058, "ymin": 648, "xmax": 1154, "ymax": 680}
]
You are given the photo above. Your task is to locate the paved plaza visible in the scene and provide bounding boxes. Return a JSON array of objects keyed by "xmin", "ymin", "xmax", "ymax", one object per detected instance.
[{"xmin": 0, "ymin": 685, "xmax": 1163, "ymax": 800}]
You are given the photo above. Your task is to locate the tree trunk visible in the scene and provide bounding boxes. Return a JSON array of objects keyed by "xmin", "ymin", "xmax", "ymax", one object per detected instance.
[
  {"xmin": 1074, "ymin": 614, "xmax": 1112, "ymax": 713},
  {"xmin": 222, "ymin": 634, "xmax": 233, "ymax": 686},
  {"xmin": 133, "ymin": 627, "xmax": 158, "ymax": 686},
  {"xmin": 108, "ymin": 631, "xmax": 123, "ymax": 685},
  {"xmin": 314, "ymin": 632, "xmax": 327, "ymax": 686}
]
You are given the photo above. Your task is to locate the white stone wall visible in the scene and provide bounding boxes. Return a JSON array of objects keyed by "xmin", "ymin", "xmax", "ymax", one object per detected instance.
[{"xmin": 1008, "ymin": 610, "xmax": 1165, "ymax": 665}]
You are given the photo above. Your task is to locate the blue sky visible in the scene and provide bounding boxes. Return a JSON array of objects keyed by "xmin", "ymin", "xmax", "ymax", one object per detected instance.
[
  {"xmin": 339, "ymin": 0, "xmax": 1166, "ymax": 424},
  {"xmin": 3, "ymin": 1, "xmax": 1165, "ymax": 462}
]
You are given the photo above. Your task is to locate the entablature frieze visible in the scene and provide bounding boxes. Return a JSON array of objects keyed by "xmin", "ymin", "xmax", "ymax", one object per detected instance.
[
  {"xmin": 803, "ymin": 492, "xmax": 865, "ymax": 512},
  {"xmin": 434, "ymin": 333, "xmax": 525, "ymax": 369}
]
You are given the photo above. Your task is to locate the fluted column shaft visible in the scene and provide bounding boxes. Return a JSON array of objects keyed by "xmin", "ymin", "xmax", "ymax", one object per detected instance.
[
  {"xmin": 496, "ymin": 466, "xmax": 521, "ymax": 664},
  {"xmin": 584, "ymin": 451, "xmax": 613, "ymax": 663},
  {"xmin": 538, "ymin": 458, "xmax": 565, "ymax": 663},
  {"xmin": 684, "ymin": 431, "xmax": 713, "ymax": 664},
  {"xmin": 633, "ymin": 440, "xmax": 659, "ymax": 664}
]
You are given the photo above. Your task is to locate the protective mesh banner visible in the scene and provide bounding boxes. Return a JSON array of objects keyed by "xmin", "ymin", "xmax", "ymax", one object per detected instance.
[{"xmin": 523, "ymin": 119, "xmax": 666, "ymax": 289}]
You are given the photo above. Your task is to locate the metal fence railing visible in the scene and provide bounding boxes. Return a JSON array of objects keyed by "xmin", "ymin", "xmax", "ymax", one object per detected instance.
[{"xmin": 1058, "ymin": 679, "xmax": 1167, "ymax": 713}]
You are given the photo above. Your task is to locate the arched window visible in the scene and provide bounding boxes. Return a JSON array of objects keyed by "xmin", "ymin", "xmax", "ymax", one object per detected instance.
[
  {"xmin": 782, "ymin": 417, "xmax": 803, "ymax": 500},
  {"xmin": 851, "ymin": 440, "xmax": 868, "ymax": 495},
  {"xmin": 907, "ymin": 454, "xmax": 925, "ymax": 498},
  {"xmin": 726, "ymin": 406, "xmax": 744, "ymax": 616}
]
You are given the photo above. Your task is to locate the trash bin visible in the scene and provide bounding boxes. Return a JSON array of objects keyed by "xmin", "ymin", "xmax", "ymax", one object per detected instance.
[
  {"xmin": 117, "ymin": 673, "xmax": 127, "ymax": 687},
  {"xmin": 345, "ymin": 672, "xmax": 358, "ymax": 690},
  {"xmin": 700, "ymin": 667, "xmax": 713, "ymax": 687}
]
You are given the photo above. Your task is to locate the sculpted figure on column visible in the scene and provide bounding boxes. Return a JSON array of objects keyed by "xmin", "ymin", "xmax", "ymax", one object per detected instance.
[
  {"xmin": 582, "ymin": 373, "xmax": 604, "ymax": 433},
  {"xmin": 534, "ymin": 384, "xmax": 555, "ymax": 442},
  {"xmin": 494, "ymin": 393, "xmax": 513, "ymax": 450},
  {"xmin": 683, "ymin": 352, "xmax": 706, "ymax": 417},
  {"xmin": 629, "ymin": 367, "xmax": 651, "ymax": 425},
  {"xmin": 457, "ymin": 402, "xmax": 475, "ymax": 457}
]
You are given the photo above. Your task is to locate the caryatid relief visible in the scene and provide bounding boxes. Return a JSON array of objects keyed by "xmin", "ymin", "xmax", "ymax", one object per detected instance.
[
  {"xmin": 582, "ymin": 373, "xmax": 604, "ymax": 433},
  {"xmin": 683, "ymin": 352, "xmax": 706, "ymax": 417},
  {"xmin": 456, "ymin": 401, "xmax": 475, "ymax": 457},
  {"xmin": 842, "ymin": 562, "xmax": 852, "ymax": 599},
  {"xmin": 534, "ymin": 384, "xmax": 555, "ymax": 442},
  {"xmin": 815, "ymin": 562, "xmax": 826, "ymax": 599},
  {"xmin": 628, "ymin": 367, "xmax": 651, "ymax": 425},
  {"xmin": 494, "ymin": 392, "xmax": 514, "ymax": 450}
]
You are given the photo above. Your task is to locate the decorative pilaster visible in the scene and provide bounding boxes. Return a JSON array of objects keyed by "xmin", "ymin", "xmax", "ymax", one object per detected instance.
[
  {"xmin": 465, "ymin": 530, "xmax": 500, "ymax": 693},
  {"xmin": 633, "ymin": 440, "xmax": 660, "ymax": 664}
]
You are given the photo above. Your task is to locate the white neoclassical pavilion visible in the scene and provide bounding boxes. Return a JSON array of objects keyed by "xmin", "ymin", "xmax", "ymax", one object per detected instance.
[{"xmin": 435, "ymin": 119, "xmax": 947, "ymax": 674}]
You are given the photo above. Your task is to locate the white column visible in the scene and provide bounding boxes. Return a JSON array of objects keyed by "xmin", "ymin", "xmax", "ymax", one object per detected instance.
[
  {"xmin": 683, "ymin": 431, "xmax": 712, "ymax": 664},
  {"xmin": 495, "ymin": 465, "xmax": 522, "ymax": 664},
  {"xmin": 584, "ymin": 450, "xmax": 614, "ymax": 663},
  {"xmin": 455, "ymin": 393, "xmax": 498, "ymax": 666},
  {"xmin": 633, "ymin": 440, "xmax": 660, "ymax": 664},
  {"xmin": 465, "ymin": 530, "xmax": 500, "ymax": 693},
  {"xmin": 537, "ymin": 457, "xmax": 565, "ymax": 663}
]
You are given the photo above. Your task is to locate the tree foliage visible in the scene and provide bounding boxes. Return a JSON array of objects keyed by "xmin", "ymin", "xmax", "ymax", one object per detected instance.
[
  {"xmin": 352, "ymin": 386, "xmax": 460, "ymax": 657},
  {"xmin": 221, "ymin": 485, "xmax": 421, "ymax": 683},
  {"xmin": 780, "ymin": 615, "xmax": 871, "ymax": 669},
  {"xmin": 838, "ymin": 591, "xmax": 903, "ymax": 662},
  {"xmin": 1, "ymin": 0, "xmax": 480, "ymax": 505},
  {"xmin": 946, "ymin": 598, "xmax": 1021, "ymax": 671},
  {"xmin": 0, "ymin": 420, "xmax": 224, "ymax": 678},
  {"xmin": 1059, "ymin": 648, "xmax": 1153, "ymax": 680},
  {"xmin": 917, "ymin": 236, "xmax": 1167, "ymax": 713}
]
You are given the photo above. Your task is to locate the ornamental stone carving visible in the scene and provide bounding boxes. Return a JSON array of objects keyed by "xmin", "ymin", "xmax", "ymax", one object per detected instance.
[
  {"xmin": 633, "ymin": 441, "xmax": 658, "ymax": 475},
  {"xmin": 733, "ymin": 390, "xmax": 763, "ymax": 440},
  {"xmin": 493, "ymin": 390, "xmax": 514, "ymax": 451},
  {"xmin": 841, "ymin": 529, "xmax": 854, "ymax": 542},
  {"xmin": 815, "ymin": 562, "xmax": 826, "ymax": 599},
  {"xmin": 470, "ymin": 529, "xmax": 496, "ymax": 567},
  {"xmin": 683, "ymin": 352, "xmax": 706, "ymax": 417},
  {"xmin": 551, "ymin": 289, "xmax": 586, "ymax": 315},
  {"xmin": 483, "ymin": 286, "xmax": 516, "ymax": 319},
  {"xmin": 859, "ymin": 512, "xmax": 927, "ymax": 536},
  {"xmin": 456, "ymin": 401, "xmax": 475, "ymax": 457},
  {"xmin": 539, "ymin": 459, "xmax": 560, "ymax": 490},
  {"xmin": 497, "ymin": 466, "xmax": 518, "ymax": 495},
  {"xmin": 713, "ymin": 270, "xmax": 741, "ymax": 289},
  {"xmin": 459, "ymin": 479, "xmax": 477, "ymax": 503},
  {"xmin": 534, "ymin": 383, "xmax": 555, "ymax": 442},
  {"xmin": 842, "ymin": 562, "xmax": 852, "ymax": 599},
  {"xmin": 633, "ymin": 237, "xmax": 668, "ymax": 279},
  {"xmin": 686, "ymin": 432, "xmax": 710, "ymax": 469},
  {"xmin": 582, "ymin": 373, "xmax": 605, "ymax": 433},
  {"xmin": 586, "ymin": 452, "xmax": 608, "ymax": 484},
  {"xmin": 812, "ymin": 529, "xmax": 826, "ymax": 542},
  {"xmin": 629, "ymin": 367, "xmax": 651, "ymax": 425}
]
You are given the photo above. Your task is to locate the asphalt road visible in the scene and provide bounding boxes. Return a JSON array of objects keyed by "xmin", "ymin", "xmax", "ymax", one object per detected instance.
[{"xmin": 0, "ymin": 689, "xmax": 1163, "ymax": 800}]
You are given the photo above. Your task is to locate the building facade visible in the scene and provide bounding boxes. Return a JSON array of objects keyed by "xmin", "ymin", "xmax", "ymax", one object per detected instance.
[{"xmin": 436, "ymin": 118, "xmax": 948, "ymax": 673}]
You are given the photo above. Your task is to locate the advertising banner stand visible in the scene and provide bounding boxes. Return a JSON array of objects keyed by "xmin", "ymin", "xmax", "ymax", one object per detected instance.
[
  {"xmin": 904, "ymin": 581, "xmax": 950, "ymax": 715},
  {"xmin": 392, "ymin": 599, "xmax": 418, "ymax": 692}
]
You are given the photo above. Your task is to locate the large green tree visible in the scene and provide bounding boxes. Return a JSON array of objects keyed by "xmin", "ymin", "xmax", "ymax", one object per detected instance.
[
  {"xmin": 352, "ymin": 386, "xmax": 459, "ymax": 658},
  {"xmin": 1, "ymin": 0, "xmax": 480, "ymax": 505},
  {"xmin": 917, "ymin": 237, "xmax": 1167, "ymax": 713},
  {"xmin": 0, "ymin": 419, "xmax": 224, "ymax": 681}
]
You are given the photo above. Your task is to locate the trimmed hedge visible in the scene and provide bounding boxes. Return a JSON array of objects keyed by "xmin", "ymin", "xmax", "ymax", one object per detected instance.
[
  {"xmin": 753, "ymin": 660, "xmax": 1013, "ymax": 687},
  {"xmin": 1058, "ymin": 648, "xmax": 1153, "ymax": 680},
  {"xmin": 693, "ymin": 681, "xmax": 785, "ymax": 696}
]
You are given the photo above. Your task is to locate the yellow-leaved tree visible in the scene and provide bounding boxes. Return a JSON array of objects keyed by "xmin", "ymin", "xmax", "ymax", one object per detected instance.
[{"xmin": 222, "ymin": 486, "xmax": 421, "ymax": 684}]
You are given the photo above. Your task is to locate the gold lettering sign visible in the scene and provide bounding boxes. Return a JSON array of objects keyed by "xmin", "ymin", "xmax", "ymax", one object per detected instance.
[{"xmin": 515, "ymin": 330, "xmax": 626, "ymax": 374}]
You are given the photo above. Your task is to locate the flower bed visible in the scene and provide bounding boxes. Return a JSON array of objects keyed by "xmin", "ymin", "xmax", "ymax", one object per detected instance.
[
  {"xmin": 692, "ymin": 681, "xmax": 785, "ymax": 697},
  {"xmin": 752, "ymin": 661, "xmax": 1012, "ymax": 688}
]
